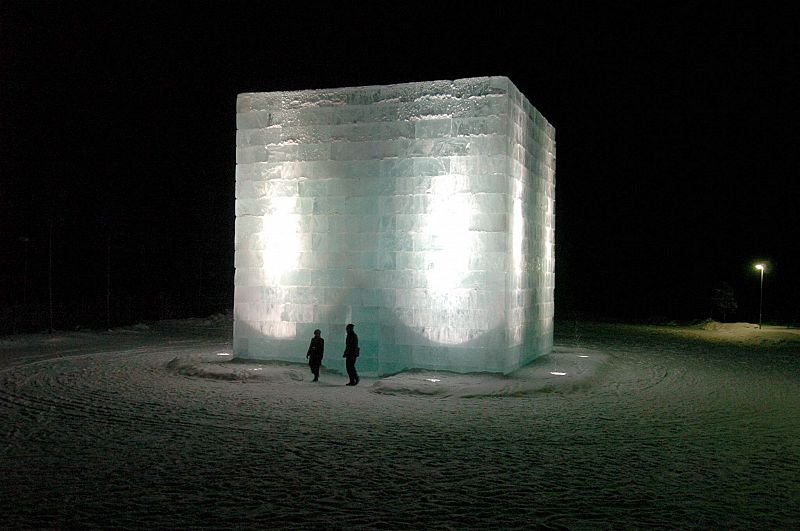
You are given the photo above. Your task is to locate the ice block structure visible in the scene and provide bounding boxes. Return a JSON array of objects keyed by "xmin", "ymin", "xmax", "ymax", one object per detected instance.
[{"xmin": 234, "ymin": 76, "xmax": 555, "ymax": 375}]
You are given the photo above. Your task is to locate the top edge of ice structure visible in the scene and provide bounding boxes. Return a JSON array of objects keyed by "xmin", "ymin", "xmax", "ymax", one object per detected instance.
[{"xmin": 236, "ymin": 76, "xmax": 521, "ymax": 111}]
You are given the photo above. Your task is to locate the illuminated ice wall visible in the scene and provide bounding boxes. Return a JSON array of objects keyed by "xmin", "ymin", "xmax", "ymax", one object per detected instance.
[{"xmin": 234, "ymin": 76, "xmax": 555, "ymax": 375}]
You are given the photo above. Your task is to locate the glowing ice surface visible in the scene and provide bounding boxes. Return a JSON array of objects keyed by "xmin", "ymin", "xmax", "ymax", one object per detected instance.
[{"xmin": 234, "ymin": 77, "xmax": 555, "ymax": 374}]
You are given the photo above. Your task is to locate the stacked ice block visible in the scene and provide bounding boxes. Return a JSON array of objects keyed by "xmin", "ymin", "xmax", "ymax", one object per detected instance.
[{"xmin": 234, "ymin": 76, "xmax": 555, "ymax": 375}]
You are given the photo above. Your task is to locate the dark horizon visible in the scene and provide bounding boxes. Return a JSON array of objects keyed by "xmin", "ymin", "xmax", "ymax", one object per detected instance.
[{"xmin": 2, "ymin": 3, "xmax": 798, "ymax": 332}]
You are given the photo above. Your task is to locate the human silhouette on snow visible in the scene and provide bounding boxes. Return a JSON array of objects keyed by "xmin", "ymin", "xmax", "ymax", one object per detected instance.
[
  {"xmin": 306, "ymin": 329, "xmax": 324, "ymax": 382},
  {"xmin": 343, "ymin": 323, "xmax": 359, "ymax": 385}
]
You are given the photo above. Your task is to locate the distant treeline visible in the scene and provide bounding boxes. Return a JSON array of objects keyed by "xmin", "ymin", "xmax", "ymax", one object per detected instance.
[{"xmin": 0, "ymin": 226, "xmax": 233, "ymax": 334}]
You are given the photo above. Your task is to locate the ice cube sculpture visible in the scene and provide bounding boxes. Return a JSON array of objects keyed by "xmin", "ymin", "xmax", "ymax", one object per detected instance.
[{"xmin": 234, "ymin": 76, "xmax": 555, "ymax": 375}]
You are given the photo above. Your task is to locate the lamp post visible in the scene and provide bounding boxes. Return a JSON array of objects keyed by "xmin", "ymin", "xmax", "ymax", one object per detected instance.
[{"xmin": 755, "ymin": 263, "xmax": 765, "ymax": 329}]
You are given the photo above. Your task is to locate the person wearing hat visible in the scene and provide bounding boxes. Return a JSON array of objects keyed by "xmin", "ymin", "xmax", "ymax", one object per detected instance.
[{"xmin": 306, "ymin": 329, "xmax": 324, "ymax": 382}]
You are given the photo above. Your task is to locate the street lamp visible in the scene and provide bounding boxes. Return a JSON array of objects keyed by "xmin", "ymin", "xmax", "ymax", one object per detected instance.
[{"xmin": 755, "ymin": 263, "xmax": 766, "ymax": 329}]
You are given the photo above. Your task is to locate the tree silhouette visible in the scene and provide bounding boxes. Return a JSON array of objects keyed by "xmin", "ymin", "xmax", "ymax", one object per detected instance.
[{"xmin": 712, "ymin": 281, "xmax": 737, "ymax": 322}]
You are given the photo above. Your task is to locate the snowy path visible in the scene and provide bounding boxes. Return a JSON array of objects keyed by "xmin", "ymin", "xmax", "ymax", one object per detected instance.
[{"xmin": 1, "ymin": 320, "xmax": 798, "ymax": 528}]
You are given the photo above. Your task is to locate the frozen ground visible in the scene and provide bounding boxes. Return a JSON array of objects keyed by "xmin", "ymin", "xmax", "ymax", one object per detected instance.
[{"xmin": 1, "ymin": 317, "xmax": 798, "ymax": 529}]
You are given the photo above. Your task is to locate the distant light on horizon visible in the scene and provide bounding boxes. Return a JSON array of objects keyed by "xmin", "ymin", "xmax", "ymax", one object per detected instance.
[{"xmin": 755, "ymin": 262, "xmax": 767, "ymax": 329}]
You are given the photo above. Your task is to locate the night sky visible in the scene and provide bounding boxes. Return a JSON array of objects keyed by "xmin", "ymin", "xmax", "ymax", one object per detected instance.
[{"xmin": 2, "ymin": 3, "xmax": 798, "ymax": 331}]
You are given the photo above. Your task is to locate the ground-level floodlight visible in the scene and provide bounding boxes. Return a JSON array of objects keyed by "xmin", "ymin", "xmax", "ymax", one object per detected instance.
[{"xmin": 755, "ymin": 263, "xmax": 766, "ymax": 329}]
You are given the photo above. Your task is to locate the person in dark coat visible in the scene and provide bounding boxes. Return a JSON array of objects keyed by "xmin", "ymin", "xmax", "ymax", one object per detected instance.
[
  {"xmin": 343, "ymin": 323, "xmax": 359, "ymax": 386},
  {"xmin": 306, "ymin": 329, "xmax": 324, "ymax": 382}
]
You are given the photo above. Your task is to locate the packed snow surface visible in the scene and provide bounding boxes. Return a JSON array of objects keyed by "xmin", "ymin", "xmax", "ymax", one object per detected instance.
[{"xmin": 1, "ymin": 318, "xmax": 798, "ymax": 528}]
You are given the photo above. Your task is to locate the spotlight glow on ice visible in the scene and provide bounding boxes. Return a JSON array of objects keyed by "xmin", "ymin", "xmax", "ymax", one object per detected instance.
[{"xmin": 260, "ymin": 197, "xmax": 301, "ymax": 282}]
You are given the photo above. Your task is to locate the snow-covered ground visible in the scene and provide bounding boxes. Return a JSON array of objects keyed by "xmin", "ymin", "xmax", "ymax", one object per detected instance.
[{"xmin": 1, "ymin": 317, "xmax": 798, "ymax": 528}]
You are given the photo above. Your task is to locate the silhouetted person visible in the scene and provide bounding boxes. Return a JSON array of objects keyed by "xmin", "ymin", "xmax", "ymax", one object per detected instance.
[
  {"xmin": 306, "ymin": 329, "xmax": 324, "ymax": 382},
  {"xmin": 343, "ymin": 323, "xmax": 359, "ymax": 385}
]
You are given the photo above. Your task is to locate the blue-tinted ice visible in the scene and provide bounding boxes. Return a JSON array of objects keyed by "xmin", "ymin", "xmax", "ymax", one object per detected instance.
[{"xmin": 234, "ymin": 77, "xmax": 555, "ymax": 374}]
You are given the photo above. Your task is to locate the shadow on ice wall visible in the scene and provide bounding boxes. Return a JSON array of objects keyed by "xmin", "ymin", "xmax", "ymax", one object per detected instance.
[{"xmin": 233, "ymin": 314, "xmax": 552, "ymax": 377}]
